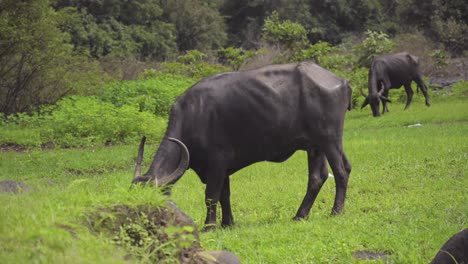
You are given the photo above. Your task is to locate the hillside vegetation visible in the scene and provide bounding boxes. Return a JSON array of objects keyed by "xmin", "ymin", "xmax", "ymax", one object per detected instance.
[
  {"xmin": 1, "ymin": 0, "xmax": 467, "ymax": 116},
  {"xmin": 1, "ymin": 1, "xmax": 467, "ymax": 263}
]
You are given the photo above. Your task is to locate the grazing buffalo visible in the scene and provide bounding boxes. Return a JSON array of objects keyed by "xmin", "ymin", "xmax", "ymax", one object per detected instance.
[
  {"xmin": 431, "ymin": 229, "xmax": 468, "ymax": 264},
  {"xmin": 361, "ymin": 52, "xmax": 431, "ymax": 117},
  {"xmin": 132, "ymin": 62, "xmax": 352, "ymax": 230}
]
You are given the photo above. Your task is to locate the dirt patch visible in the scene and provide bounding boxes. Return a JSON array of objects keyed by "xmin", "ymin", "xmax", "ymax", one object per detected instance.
[
  {"xmin": 56, "ymin": 223, "xmax": 78, "ymax": 239},
  {"xmin": 0, "ymin": 180, "xmax": 30, "ymax": 193},
  {"xmin": 352, "ymin": 250, "xmax": 391, "ymax": 261},
  {"xmin": 41, "ymin": 142, "xmax": 55, "ymax": 150},
  {"xmin": 0, "ymin": 143, "xmax": 27, "ymax": 153}
]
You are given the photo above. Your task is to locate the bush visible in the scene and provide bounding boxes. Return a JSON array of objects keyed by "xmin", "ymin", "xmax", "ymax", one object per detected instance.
[
  {"xmin": 291, "ymin": 41, "xmax": 336, "ymax": 62},
  {"xmin": 157, "ymin": 61, "xmax": 228, "ymax": 80},
  {"xmin": 218, "ymin": 47, "xmax": 267, "ymax": 70},
  {"xmin": 1, "ymin": 96, "xmax": 166, "ymax": 148},
  {"xmin": 336, "ymin": 67, "xmax": 368, "ymax": 109},
  {"xmin": 138, "ymin": 50, "xmax": 229, "ymax": 80},
  {"xmin": 101, "ymin": 75, "xmax": 196, "ymax": 117},
  {"xmin": 47, "ymin": 96, "xmax": 166, "ymax": 147},
  {"xmin": 177, "ymin": 50, "xmax": 208, "ymax": 64},
  {"xmin": 262, "ymin": 11, "xmax": 309, "ymax": 50},
  {"xmin": 354, "ymin": 30, "xmax": 395, "ymax": 67}
]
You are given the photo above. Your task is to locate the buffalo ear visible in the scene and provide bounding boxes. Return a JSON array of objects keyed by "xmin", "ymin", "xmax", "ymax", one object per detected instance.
[{"xmin": 361, "ymin": 97, "xmax": 370, "ymax": 109}]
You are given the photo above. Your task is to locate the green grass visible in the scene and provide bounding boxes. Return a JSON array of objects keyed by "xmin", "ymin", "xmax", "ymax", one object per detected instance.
[{"xmin": 1, "ymin": 95, "xmax": 467, "ymax": 263}]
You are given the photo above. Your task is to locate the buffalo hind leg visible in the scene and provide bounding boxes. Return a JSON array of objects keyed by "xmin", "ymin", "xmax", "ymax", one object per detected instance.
[
  {"xmin": 324, "ymin": 142, "xmax": 351, "ymax": 215},
  {"xmin": 220, "ymin": 177, "xmax": 234, "ymax": 227},
  {"xmin": 403, "ymin": 83, "xmax": 414, "ymax": 110},
  {"xmin": 293, "ymin": 149, "xmax": 328, "ymax": 220},
  {"xmin": 414, "ymin": 76, "xmax": 430, "ymax": 106}
]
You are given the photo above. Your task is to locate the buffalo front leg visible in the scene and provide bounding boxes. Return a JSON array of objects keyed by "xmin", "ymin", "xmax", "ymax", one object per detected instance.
[
  {"xmin": 293, "ymin": 149, "xmax": 328, "ymax": 220},
  {"xmin": 220, "ymin": 177, "xmax": 234, "ymax": 227},
  {"xmin": 381, "ymin": 89, "xmax": 390, "ymax": 113},
  {"xmin": 203, "ymin": 169, "xmax": 227, "ymax": 231},
  {"xmin": 324, "ymin": 142, "xmax": 351, "ymax": 215}
]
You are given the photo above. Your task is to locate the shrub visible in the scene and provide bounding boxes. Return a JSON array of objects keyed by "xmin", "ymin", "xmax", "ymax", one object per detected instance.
[
  {"xmin": 157, "ymin": 61, "xmax": 228, "ymax": 80},
  {"xmin": 262, "ymin": 11, "xmax": 309, "ymax": 50},
  {"xmin": 1, "ymin": 96, "xmax": 166, "ymax": 148},
  {"xmin": 291, "ymin": 41, "xmax": 336, "ymax": 62},
  {"xmin": 177, "ymin": 50, "xmax": 208, "ymax": 64},
  {"xmin": 46, "ymin": 96, "xmax": 166, "ymax": 147},
  {"xmin": 291, "ymin": 41, "xmax": 351, "ymax": 73},
  {"xmin": 218, "ymin": 47, "xmax": 267, "ymax": 70},
  {"xmin": 339, "ymin": 67, "xmax": 369, "ymax": 109},
  {"xmin": 354, "ymin": 30, "xmax": 395, "ymax": 67},
  {"xmin": 101, "ymin": 75, "xmax": 196, "ymax": 117}
]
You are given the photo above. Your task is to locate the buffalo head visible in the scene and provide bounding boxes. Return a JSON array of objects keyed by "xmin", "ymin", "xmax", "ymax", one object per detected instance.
[
  {"xmin": 132, "ymin": 136, "xmax": 190, "ymax": 188},
  {"xmin": 360, "ymin": 85, "xmax": 391, "ymax": 117}
]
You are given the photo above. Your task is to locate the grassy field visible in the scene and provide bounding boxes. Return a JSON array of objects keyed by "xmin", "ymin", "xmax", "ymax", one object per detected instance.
[{"xmin": 1, "ymin": 95, "xmax": 467, "ymax": 263}]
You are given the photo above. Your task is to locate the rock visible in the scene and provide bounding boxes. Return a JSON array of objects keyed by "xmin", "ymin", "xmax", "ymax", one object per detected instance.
[
  {"xmin": 352, "ymin": 250, "xmax": 390, "ymax": 261},
  {"xmin": 429, "ymin": 76, "xmax": 463, "ymax": 89},
  {"xmin": 0, "ymin": 180, "xmax": 30, "ymax": 193},
  {"xmin": 431, "ymin": 229, "xmax": 468, "ymax": 264},
  {"xmin": 163, "ymin": 202, "xmax": 241, "ymax": 263},
  {"xmin": 194, "ymin": 250, "xmax": 241, "ymax": 264}
]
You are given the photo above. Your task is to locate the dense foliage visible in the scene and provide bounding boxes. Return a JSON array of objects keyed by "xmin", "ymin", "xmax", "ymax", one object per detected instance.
[
  {"xmin": 0, "ymin": 73, "xmax": 201, "ymax": 148},
  {"xmin": 0, "ymin": 0, "xmax": 466, "ymax": 148},
  {"xmin": 0, "ymin": 0, "xmax": 104, "ymax": 115}
]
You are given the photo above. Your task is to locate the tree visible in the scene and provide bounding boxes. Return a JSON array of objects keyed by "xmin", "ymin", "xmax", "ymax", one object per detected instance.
[
  {"xmin": 395, "ymin": 0, "xmax": 468, "ymax": 55},
  {"xmin": 159, "ymin": 0, "xmax": 227, "ymax": 53},
  {"xmin": 0, "ymin": 0, "xmax": 97, "ymax": 115},
  {"xmin": 53, "ymin": 0, "xmax": 178, "ymax": 60}
]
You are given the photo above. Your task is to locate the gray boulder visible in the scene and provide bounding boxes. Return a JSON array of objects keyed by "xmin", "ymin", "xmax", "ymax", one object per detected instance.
[{"xmin": 0, "ymin": 180, "xmax": 30, "ymax": 193}]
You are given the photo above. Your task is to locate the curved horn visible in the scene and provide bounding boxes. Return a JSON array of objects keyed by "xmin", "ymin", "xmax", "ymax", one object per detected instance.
[
  {"xmin": 380, "ymin": 95, "xmax": 391, "ymax": 103},
  {"xmin": 360, "ymin": 85, "xmax": 368, "ymax": 98},
  {"xmin": 133, "ymin": 136, "xmax": 146, "ymax": 180},
  {"xmin": 378, "ymin": 87, "xmax": 385, "ymax": 96},
  {"xmin": 361, "ymin": 97, "xmax": 370, "ymax": 109},
  {"xmin": 377, "ymin": 82, "xmax": 391, "ymax": 103},
  {"xmin": 157, "ymin": 137, "xmax": 190, "ymax": 186}
]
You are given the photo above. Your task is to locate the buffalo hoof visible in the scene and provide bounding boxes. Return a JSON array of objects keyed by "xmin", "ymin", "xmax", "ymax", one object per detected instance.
[
  {"xmin": 221, "ymin": 222, "xmax": 234, "ymax": 229},
  {"xmin": 331, "ymin": 208, "xmax": 344, "ymax": 216},
  {"xmin": 131, "ymin": 176, "xmax": 152, "ymax": 185},
  {"xmin": 194, "ymin": 250, "xmax": 241, "ymax": 264},
  {"xmin": 201, "ymin": 223, "xmax": 217, "ymax": 232},
  {"xmin": 292, "ymin": 215, "xmax": 307, "ymax": 221},
  {"xmin": 430, "ymin": 228, "xmax": 468, "ymax": 264}
]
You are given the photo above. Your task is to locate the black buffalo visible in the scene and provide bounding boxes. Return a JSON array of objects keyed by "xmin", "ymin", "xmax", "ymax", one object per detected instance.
[
  {"xmin": 132, "ymin": 62, "xmax": 352, "ymax": 230},
  {"xmin": 431, "ymin": 229, "xmax": 468, "ymax": 264},
  {"xmin": 361, "ymin": 52, "xmax": 431, "ymax": 117}
]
